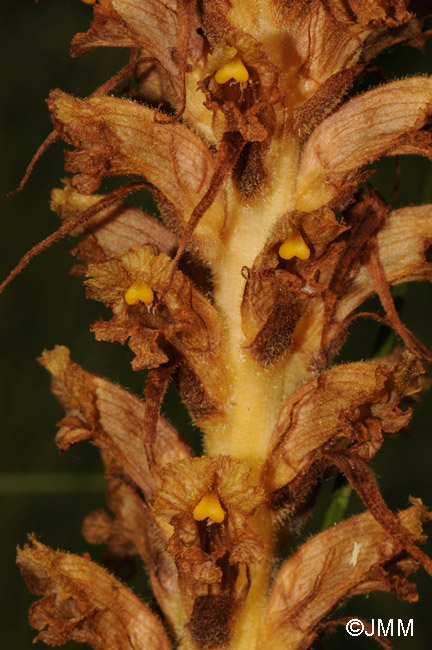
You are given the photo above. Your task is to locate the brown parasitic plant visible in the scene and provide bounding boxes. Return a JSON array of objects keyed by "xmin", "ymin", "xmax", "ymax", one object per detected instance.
[{"xmin": 5, "ymin": 1, "xmax": 432, "ymax": 649}]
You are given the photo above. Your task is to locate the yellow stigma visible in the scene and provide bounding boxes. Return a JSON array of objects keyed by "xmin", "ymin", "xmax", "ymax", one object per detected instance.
[
  {"xmin": 215, "ymin": 56, "xmax": 249, "ymax": 84},
  {"xmin": 82, "ymin": 0, "xmax": 96, "ymax": 5},
  {"xmin": 278, "ymin": 231, "xmax": 310, "ymax": 261},
  {"xmin": 124, "ymin": 282, "xmax": 154, "ymax": 305},
  {"xmin": 193, "ymin": 492, "xmax": 225, "ymax": 523}
]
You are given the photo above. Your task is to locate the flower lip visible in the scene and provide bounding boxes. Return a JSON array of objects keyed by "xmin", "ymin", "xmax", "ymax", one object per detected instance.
[
  {"xmin": 193, "ymin": 492, "xmax": 226, "ymax": 523},
  {"xmin": 124, "ymin": 282, "xmax": 154, "ymax": 305},
  {"xmin": 278, "ymin": 231, "xmax": 310, "ymax": 261},
  {"xmin": 215, "ymin": 56, "xmax": 249, "ymax": 84}
]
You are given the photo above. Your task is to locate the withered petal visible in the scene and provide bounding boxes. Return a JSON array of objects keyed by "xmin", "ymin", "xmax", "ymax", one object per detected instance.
[
  {"xmin": 17, "ymin": 536, "xmax": 172, "ymax": 650},
  {"xmin": 48, "ymin": 90, "xmax": 225, "ymax": 253},
  {"xmin": 92, "ymin": 317, "xmax": 170, "ymax": 370},
  {"xmin": 71, "ymin": 0, "xmax": 204, "ymax": 107},
  {"xmin": 261, "ymin": 501, "xmax": 428, "ymax": 650},
  {"xmin": 292, "ymin": 1, "xmax": 367, "ymax": 102},
  {"xmin": 336, "ymin": 203, "xmax": 432, "ymax": 324},
  {"xmin": 277, "ymin": 0, "xmax": 411, "ymax": 120},
  {"xmin": 266, "ymin": 352, "xmax": 423, "ymax": 497},
  {"xmin": 51, "ymin": 180, "xmax": 178, "ymax": 267},
  {"xmin": 324, "ymin": 0, "xmax": 411, "ymax": 26},
  {"xmin": 39, "ymin": 345, "xmax": 190, "ymax": 501},
  {"xmin": 82, "ymin": 467, "xmax": 154, "ymax": 568},
  {"xmin": 296, "ymin": 78, "xmax": 432, "ymax": 211},
  {"xmin": 39, "ymin": 347, "xmax": 183, "ymax": 625},
  {"xmin": 364, "ymin": 15, "xmax": 430, "ymax": 62},
  {"xmin": 89, "ymin": 449, "xmax": 183, "ymax": 632}
]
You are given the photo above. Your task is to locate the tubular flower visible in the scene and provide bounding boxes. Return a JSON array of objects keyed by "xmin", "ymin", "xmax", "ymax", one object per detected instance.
[
  {"xmin": 153, "ymin": 456, "xmax": 266, "ymax": 647},
  {"xmin": 11, "ymin": 0, "xmax": 432, "ymax": 649}
]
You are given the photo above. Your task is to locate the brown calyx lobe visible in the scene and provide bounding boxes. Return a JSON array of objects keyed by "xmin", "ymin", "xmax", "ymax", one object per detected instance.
[
  {"xmin": 189, "ymin": 594, "xmax": 233, "ymax": 648},
  {"xmin": 244, "ymin": 274, "xmax": 305, "ymax": 367},
  {"xmin": 174, "ymin": 361, "xmax": 225, "ymax": 422},
  {"xmin": 198, "ymin": 0, "xmax": 233, "ymax": 46},
  {"xmin": 232, "ymin": 141, "xmax": 268, "ymax": 200}
]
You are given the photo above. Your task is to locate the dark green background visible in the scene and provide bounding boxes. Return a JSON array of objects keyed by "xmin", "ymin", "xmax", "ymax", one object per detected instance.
[{"xmin": 1, "ymin": 2, "xmax": 432, "ymax": 648}]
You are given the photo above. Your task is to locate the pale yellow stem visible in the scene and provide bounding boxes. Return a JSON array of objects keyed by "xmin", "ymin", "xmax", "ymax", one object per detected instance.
[{"xmin": 199, "ymin": 134, "xmax": 301, "ymax": 650}]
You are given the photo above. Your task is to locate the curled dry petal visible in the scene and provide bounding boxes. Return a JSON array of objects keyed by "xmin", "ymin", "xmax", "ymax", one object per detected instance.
[
  {"xmin": 266, "ymin": 352, "xmax": 423, "ymax": 507},
  {"xmin": 85, "ymin": 450, "xmax": 182, "ymax": 633},
  {"xmin": 364, "ymin": 16, "xmax": 427, "ymax": 62},
  {"xmin": 71, "ymin": 0, "xmax": 204, "ymax": 107},
  {"xmin": 322, "ymin": 0, "xmax": 411, "ymax": 25},
  {"xmin": 296, "ymin": 78, "xmax": 432, "ymax": 211},
  {"xmin": 72, "ymin": 0, "xmax": 178, "ymax": 61},
  {"xmin": 291, "ymin": 0, "xmax": 368, "ymax": 104},
  {"xmin": 17, "ymin": 536, "xmax": 172, "ymax": 650},
  {"xmin": 47, "ymin": 90, "xmax": 213, "ymax": 203},
  {"xmin": 337, "ymin": 204, "xmax": 432, "ymax": 324},
  {"xmin": 39, "ymin": 345, "xmax": 190, "ymax": 502},
  {"xmin": 317, "ymin": 189, "xmax": 394, "ymax": 360},
  {"xmin": 48, "ymin": 90, "xmax": 224, "ymax": 258},
  {"xmin": 71, "ymin": 0, "xmax": 212, "ymax": 136},
  {"xmin": 40, "ymin": 346, "xmax": 184, "ymax": 627},
  {"xmin": 86, "ymin": 246, "xmax": 229, "ymax": 422},
  {"xmin": 82, "ymin": 478, "xmax": 152, "ymax": 565},
  {"xmin": 51, "ymin": 180, "xmax": 178, "ymax": 269},
  {"xmin": 260, "ymin": 501, "xmax": 429, "ymax": 650},
  {"xmin": 267, "ymin": 0, "xmax": 411, "ymax": 123}
]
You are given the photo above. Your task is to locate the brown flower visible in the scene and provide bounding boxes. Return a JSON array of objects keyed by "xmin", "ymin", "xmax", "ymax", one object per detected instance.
[
  {"xmin": 266, "ymin": 350, "xmax": 423, "ymax": 512},
  {"xmin": 18, "ymin": 536, "xmax": 173, "ymax": 650},
  {"xmin": 85, "ymin": 245, "xmax": 229, "ymax": 422},
  {"xmin": 261, "ymin": 500, "xmax": 431, "ymax": 650},
  {"xmin": 154, "ymin": 456, "xmax": 266, "ymax": 587}
]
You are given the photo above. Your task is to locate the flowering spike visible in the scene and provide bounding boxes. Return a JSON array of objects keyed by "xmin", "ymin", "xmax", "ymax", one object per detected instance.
[
  {"xmin": 14, "ymin": 1, "xmax": 432, "ymax": 649},
  {"xmin": 124, "ymin": 282, "xmax": 154, "ymax": 305},
  {"xmin": 215, "ymin": 56, "xmax": 249, "ymax": 84},
  {"xmin": 193, "ymin": 492, "xmax": 225, "ymax": 523},
  {"xmin": 278, "ymin": 231, "xmax": 310, "ymax": 260}
]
